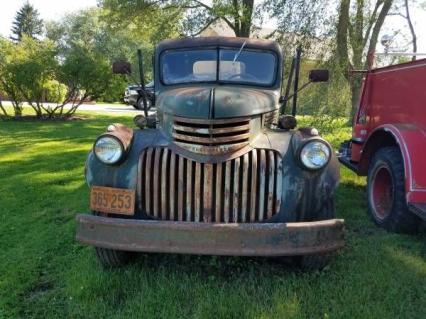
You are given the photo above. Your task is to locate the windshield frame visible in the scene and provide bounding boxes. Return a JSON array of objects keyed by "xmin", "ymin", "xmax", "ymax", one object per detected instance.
[{"xmin": 159, "ymin": 46, "xmax": 279, "ymax": 88}]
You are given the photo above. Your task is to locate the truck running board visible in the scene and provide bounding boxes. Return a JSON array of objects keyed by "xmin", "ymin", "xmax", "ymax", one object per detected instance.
[
  {"xmin": 409, "ymin": 203, "xmax": 426, "ymax": 221},
  {"xmin": 337, "ymin": 155, "xmax": 359, "ymax": 173}
]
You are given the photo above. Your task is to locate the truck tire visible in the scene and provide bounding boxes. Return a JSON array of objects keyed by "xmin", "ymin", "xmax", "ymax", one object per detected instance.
[
  {"xmin": 95, "ymin": 247, "xmax": 134, "ymax": 268},
  {"xmin": 92, "ymin": 212, "xmax": 136, "ymax": 268},
  {"xmin": 136, "ymin": 96, "xmax": 151, "ymax": 111},
  {"xmin": 367, "ymin": 147, "xmax": 419, "ymax": 233},
  {"xmin": 295, "ymin": 198, "xmax": 335, "ymax": 270}
]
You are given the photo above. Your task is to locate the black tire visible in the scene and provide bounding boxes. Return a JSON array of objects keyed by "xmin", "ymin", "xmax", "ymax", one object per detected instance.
[
  {"xmin": 367, "ymin": 147, "xmax": 419, "ymax": 233},
  {"xmin": 92, "ymin": 212, "xmax": 136, "ymax": 268},
  {"xmin": 294, "ymin": 198, "xmax": 335, "ymax": 270},
  {"xmin": 136, "ymin": 96, "xmax": 151, "ymax": 112},
  {"xmin": 95, "ymin": 247, "xmax": 135, "ymax": 268},
  {"xmin": 132, "ymin": 103, "xmax": 140, "ymax": 110}
]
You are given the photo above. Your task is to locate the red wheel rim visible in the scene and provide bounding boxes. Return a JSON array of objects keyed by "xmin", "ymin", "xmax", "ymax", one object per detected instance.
[{"xmin": 371, "ymin": 165, "xmax": 394, "ymax": 219}]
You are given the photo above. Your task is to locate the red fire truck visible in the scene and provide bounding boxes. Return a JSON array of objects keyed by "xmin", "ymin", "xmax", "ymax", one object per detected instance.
[{"xmin": 339, "ymin": 57, "xmax": 426, "ymax": 233}]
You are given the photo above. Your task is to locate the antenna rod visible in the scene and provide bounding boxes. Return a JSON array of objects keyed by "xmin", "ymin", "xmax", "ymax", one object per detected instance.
[{"xmin": 137, "ymin": 49, "xmax": 145, "ymax": 90}]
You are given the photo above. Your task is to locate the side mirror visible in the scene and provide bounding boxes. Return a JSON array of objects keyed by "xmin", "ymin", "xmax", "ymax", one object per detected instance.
[
  {"xmin": 112, "ymin": 61, "xmax": 131, "ymax": 74},
  {"xmin": 309, "ymin": 69, "xmax": 329, "ymax": 82}
]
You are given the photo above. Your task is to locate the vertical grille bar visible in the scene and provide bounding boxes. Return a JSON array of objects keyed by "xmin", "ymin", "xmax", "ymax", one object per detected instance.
[
  {"xmin": 241, "ymin": 153, "xmax": 249, "ymax": 222},
  {"xmin": 161, "ymin": 148, "xmax": 169, "ymax": 219},
  {"xmin": 194, "ymin": 162, "xmax": 202, "ymax": 222},
  {"xmin": 153, "ymin": 148, "xmax": 162, "ymax": 218},
  {"xmin": 177, "ymin": 156, "xmax": 184, "ymax": 221},
  {"xmin": 250, "ymin": 150, "xmax": 258, "ymax": 222},
  {"xmin": 258, "ymin": 150, "xmax": 266, "ymax": 221},
  {"xmin": 233, "ymin": 157, "xmax": 240, "ymax": 222},
  {"xmin": 145, "ymin": 148, "xmax": 153, "ymax": 214},
  {"xmin": 169, "ymin": 152, "xmax": 176, "ymax": 220},
  {"xmin": 203, "ymin": 164, "xmax": 213, "ymax": 222},
  {"xmin": 276, "ymin": 156, "xmax": 283, "ymax": 214},
  {"xmin": 266, "ymin": 151, "xmax": 275, "ymax": 219},
  {"xmin": 186, "ymin": 159, "xmax": 193, "ymax": 221},
  {"xmin": 224, "ymin": 161, "xmax": 232, "ymax": 223},
  {"xmin": 215, "ymin": 163, "xmax": 223, "ymax": 222}
]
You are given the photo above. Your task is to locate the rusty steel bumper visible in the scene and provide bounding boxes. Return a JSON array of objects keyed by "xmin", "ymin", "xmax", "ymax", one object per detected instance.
[{"xmin": 75, "ymin": 214, "xmax": 345, "ymax": 256}]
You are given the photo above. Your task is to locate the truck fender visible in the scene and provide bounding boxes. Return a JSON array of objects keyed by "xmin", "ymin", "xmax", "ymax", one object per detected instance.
[{"xmin": 360, "ymin": 124, "xmax": 426, "ymax": 197}]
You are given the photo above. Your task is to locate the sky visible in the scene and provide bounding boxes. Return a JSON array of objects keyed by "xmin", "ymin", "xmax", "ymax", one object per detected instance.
[{"xmin": 0, "ymin": 0, "xmax": 425, "ymax": 53}]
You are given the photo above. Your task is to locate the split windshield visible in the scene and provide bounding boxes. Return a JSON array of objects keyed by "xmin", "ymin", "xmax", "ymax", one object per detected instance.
[{"xmin": 161, "ymin": 48, "xmax": 277, "ymax": 86}]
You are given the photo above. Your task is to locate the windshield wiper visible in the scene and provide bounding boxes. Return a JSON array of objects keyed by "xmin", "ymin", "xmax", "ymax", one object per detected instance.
[{"xmin": 233, "ymin": 41, "xmax": 247, "ymax": 62}]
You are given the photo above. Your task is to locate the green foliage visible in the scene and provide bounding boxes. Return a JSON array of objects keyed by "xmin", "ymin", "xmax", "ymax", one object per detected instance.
[
  {"xmin": 0, "ymin": 33, "xmax": 118, "ymax": 118},
  {"xmin": 11, "ymin": 1, "xmax": 43, "ymax": 42},
  {"xmin": 0, "ymin": 37, "xmax": 26, "ymax": 116}
]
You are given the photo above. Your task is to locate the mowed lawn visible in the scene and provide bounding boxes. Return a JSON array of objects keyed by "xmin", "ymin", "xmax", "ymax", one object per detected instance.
[{"xmin": 0, "ymin": 110, "xmax": 425, "ymax": 319}]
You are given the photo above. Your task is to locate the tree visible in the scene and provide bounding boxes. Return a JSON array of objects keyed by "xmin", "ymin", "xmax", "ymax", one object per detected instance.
[
  {"xmin": 11, "ymin": 2, "xmax": 43, "ymax": 42},
  {"xmin": 99, "ymin": 0, "xmax": 258, "ymax": 37},
  {"xmin": 335, "ymin": 0, "xmax": 393, "ymax": 118},
  {"xmin": 0, "ymin": 37, "xmax": 25, "ymax": 116},
  {"xmin": 389, "ymin": 0, "xmax": 420, "ymax": 61}
]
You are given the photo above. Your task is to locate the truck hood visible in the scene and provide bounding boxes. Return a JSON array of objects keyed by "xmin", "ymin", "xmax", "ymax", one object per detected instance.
[{"xmin": 157, "ymin": 86, "xmax": 278, "ymax": 118}]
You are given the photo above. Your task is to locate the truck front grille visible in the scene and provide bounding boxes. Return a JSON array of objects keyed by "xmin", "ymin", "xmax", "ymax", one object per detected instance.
[
  {"xmin": 139, "ymin": 148, "xmax": 282, "ymax": 223},
  {"xmin": 172, "ymin": 116, "xmax": 251, "ymax": 155}
]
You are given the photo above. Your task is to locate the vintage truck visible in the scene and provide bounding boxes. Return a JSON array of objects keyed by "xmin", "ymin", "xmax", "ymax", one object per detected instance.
[
  {"xmin": 76, "ymin": 37, "xmax": 345, "ymax": 269},
  {"xmin": 339, "ymin": 57, "xmax": 426, "ymax": 233}
]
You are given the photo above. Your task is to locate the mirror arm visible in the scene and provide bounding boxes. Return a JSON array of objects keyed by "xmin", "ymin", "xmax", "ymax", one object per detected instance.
[
  {"xmin": 280, "ymin": 57, "xmax": 296, "ymax": 115},
  {"xmin": 284, "ymin": 80, "xmax": 312, "ymax": 102},
  {"xmin": 291, "ymin": 47, "xmax": 302, "ymax": 117}
]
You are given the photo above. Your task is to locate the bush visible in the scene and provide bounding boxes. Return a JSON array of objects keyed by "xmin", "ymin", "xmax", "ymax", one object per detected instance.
[{"xmin": 0, "ymin": 36, "xmax": 117, "ymax": 119}]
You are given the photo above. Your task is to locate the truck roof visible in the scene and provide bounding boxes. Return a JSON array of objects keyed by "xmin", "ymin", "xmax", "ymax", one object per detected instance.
[{"xmin": 156, "ymin": 37, "xmax": 282, "ymax": 56}]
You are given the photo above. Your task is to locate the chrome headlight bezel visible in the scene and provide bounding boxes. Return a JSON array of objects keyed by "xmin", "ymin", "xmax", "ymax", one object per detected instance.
[
  {"xmin": 93, "ymin": 135, "xmax": 125, "ymax": 165},
  {"xmin": 298, "ymin": 139, "xmax": 332, "ymax": 170}
]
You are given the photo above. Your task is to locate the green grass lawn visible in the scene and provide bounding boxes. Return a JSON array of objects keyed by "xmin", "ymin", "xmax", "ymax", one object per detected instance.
[{"xmin": 0, "ymin": 111, "xmax": 425, "ymax": 318}]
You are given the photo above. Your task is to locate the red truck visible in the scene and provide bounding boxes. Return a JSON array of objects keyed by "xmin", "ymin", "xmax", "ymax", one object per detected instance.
[{"xmin": 339, "ymin": 58, "xmax": 426, "ymax": 233}]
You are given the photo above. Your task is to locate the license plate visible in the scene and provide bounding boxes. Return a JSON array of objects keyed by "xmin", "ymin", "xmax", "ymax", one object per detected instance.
[{"xmin": 90, "ymin": 186, "xmax": 135, "ymax": 215}]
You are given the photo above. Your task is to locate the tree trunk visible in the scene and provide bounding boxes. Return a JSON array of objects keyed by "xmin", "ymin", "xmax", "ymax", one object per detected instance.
[
  {"xmin": 239, "ymin": 0, "xmax": 254, "ymax": 37},
  {"xmin": 0, "ymin": 99, "xmax": 8, "ymax": 117},
  {"xmin": 336, "ymin": 0, "xmax": 350, "ymax": 72},
  {"xmin": 364, "ymin": 0, "xmax": 393, "ymax": 68},
  {"xmin": 404, "ymin": 0, "xmax": 417, "ymax": 61}
]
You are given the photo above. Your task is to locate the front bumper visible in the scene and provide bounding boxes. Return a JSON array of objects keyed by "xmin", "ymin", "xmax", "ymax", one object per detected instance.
[{"xmin": 76, "ymin": 214, "xmax": 345, "ymax": 256}]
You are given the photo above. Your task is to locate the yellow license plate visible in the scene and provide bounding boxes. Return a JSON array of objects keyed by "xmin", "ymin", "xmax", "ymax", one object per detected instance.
[{"xmin": 90, "ymin": 186, "xmax": 135, "ymax": 215}]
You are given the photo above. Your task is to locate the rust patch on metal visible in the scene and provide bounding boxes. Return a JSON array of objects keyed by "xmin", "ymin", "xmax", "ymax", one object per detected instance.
[
  {"xmin": 76, "ymin": 215, "xmax": 345, "ymax": 256},
  {"xmin": 172, "ymin": 116, "xmax": 251, "ymax": 155},
  {"xmin": 139, "ymin": 147, "xmax": 282, "ymax": 223}
]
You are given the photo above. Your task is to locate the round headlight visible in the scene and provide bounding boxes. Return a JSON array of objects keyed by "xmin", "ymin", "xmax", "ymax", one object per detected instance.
[
  {"xmin": 300, "ymin": 140, "xmax": 331, "ymax": 170},
  {"xmin": 94, "ymin": 136, "xmax": 123, "ymax": 164}
]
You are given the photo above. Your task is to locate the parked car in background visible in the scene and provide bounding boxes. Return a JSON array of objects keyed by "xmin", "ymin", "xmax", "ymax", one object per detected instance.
[{"xmin": 124, "ymin": 81, "xmax": 155, "ymax": 110}]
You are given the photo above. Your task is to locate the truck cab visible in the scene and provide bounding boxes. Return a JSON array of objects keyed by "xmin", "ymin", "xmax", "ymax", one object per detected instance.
[
  {"xmin": 76, "ymin": 37, "xmax": 344, "ymax": 269},
  {"xmin": 339, "ymin": 58, "xmax": 426, "ymax": 232}
]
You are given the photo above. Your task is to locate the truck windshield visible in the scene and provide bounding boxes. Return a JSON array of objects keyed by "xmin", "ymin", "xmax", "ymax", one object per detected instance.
[{"xmin": 161, "ymin": 49, "xmax": 276, "ymax": 86}]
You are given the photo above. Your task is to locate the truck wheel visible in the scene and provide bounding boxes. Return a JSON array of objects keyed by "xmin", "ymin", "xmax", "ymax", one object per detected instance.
[
  {"xmin": 92, "ymin": 212, "xmax": 136, "ymax": 268},
  {"xmin": 294, "ymin": 198, "xmax": 334, "ymax": 270},
  {"xmin": 136, "ymin": 97, "xmax": 151, "ymax": 111},
  {"xmin": 367, "ymin": 147, "xmax": 419, "ymax": 233},
  {"xmin": 95, "ymin": 247, "xmax": 135, "ymax": 268}
]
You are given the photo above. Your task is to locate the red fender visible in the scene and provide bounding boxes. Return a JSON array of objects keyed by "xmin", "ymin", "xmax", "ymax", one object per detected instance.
[{"xmin": 363, "ymin": 124, "xmax": 426, "ymax": 204}]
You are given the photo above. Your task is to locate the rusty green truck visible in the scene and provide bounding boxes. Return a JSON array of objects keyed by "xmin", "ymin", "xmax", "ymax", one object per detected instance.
[{"xmin": 76, "ymin": 37, "xmax": 345, "ymax": 269}]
